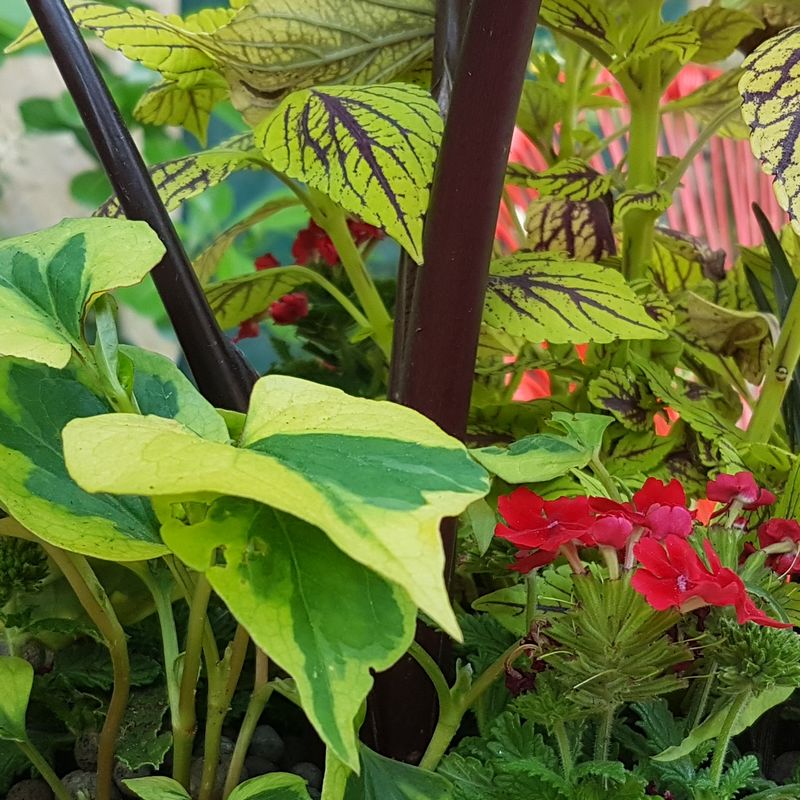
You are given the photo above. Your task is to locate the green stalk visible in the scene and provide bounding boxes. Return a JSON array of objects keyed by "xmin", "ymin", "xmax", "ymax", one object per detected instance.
[
  {"xmin": 17, "ymin": 740, "xmax": 71, "ymax": 800},
  {"xmin": 621, "ymin": 60, "xmax": 662, "ymax": 281},
  {"xmin": 223, "ymin": 650, "xmax": 272, "ymax": 799},
  {"xmin": 594, "ymin": 705, "xmax": 616, "ymax": 762},
  {"xmin": 552, "ymin": 720, "xmax": 573, "ymax": 778},
  {"xmin": 558, "ymin": 42, "xmax": 589, "ymax": 160},
  {"xmin": 709, "ymin": 693, "xmax": 750, "ymax": 787},
  {"xmin": 173, "ymin": 574, "xmax": 213, "ymax": 789},
  {"xmin": 747, "ymin": 283, "xmax": 800, "ymax": 442},
  {"xmin": 310, "ymin": 190, "xmax": 394, "ymax": 360},
  {"xmin": 589, "ymin": 455, "xmax": 623, "ymax": 501},
  {"xmin": 43, "ymin": 547, "xmax": 129, "ymax": 800},
  {"xmin": 525, "ymin": 571, "xmax": 538, "ymax": 630}
]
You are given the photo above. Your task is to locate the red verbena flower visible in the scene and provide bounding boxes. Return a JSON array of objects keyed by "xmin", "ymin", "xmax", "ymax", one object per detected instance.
[
  {"xmin": 758, "ymin": 518, "xmax": 800, "ymax": 549},
  {"xmin": 347, "ymin": 218, "xmax": 384, "ymax": 244},
  {"xmin": 707, "ymin": 471, "xmax": 775, "ymax": 510},
  {"xmin": 233, "ymin": 318, "xmax": 260, "ymax": 343},
  {"xmin": 269, "ymin": 293, "xmax": 309, "ymax": 325},
  {"xmin": 632, "ymin": 535, "xmax": 789, "ymax": 628},
  {"xmin": 254, "ymin": 252, "xmax": 280, "ymax": 271},
  {"xmin": 495, "ymin": 488, "xmax": 593, "ymax": 573},
  {"xmin": 292, "ymin": 220, "xmax": 339, "ymax": 266}
]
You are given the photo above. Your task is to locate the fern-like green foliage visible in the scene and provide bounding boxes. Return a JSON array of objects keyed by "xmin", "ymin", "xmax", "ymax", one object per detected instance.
[{"xmin": 539, "ymin": 575, "xmax": 690, "ymax": 712}]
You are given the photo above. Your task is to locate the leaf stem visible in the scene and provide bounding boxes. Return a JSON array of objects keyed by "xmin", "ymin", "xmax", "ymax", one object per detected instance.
[
  {"xmin": 552, "ymin": 720, "xmax": 573, "ymax": 778},
  {"xmin": 747, "ymin": 280, "xmax": 800, "ymax": 442},
  {"xmin": 594, "ymin": 705, "xmax": 616, "ymax": 762},
  {"xmin": 222, "ymin": 649, "xmax": 272, "ymax": 799},
  {"xmin": 589, "ymin": 455, "xmax": 623, "ymax": 501},
  {"xmin": 709, "ymin": 692, "xmax": 750, "ymax": 787},
  {"xmin": 17, "ymin": 740, "xmax": 71, "ymax": 800},
  {"xmin": 42, "ymin": 546, "xmax": 129, "ymax": 800}
]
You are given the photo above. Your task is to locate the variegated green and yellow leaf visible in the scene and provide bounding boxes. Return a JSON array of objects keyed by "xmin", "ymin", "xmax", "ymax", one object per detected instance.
[
  {"xmin": 0, "ymin": 360, "xmax": 165, "ymax": 561},
  {"xmin": 507, "ymin": 158, "xmax": 612, "ymax": 201},
  {"xmin": 684, "ymin": 5, "xmax": 763, "ymax": 65},
  {"xmin": 205, "ymin": 267, "xmax": 312, "ymax": 328},
  {"xmin": 256, "ymin": 84, "xmax": 441, "ymax": 264},
  {"xmin": 740, "ymin": 26, "xmax": 800, "ymax": 233},
  {"xmin": 650, "ymin": 228, "xmax": 726, "ymax": 294},
  {"xmin": 134, "ymin": 77, "xmax": 230, "ymax": 146},
  {"xmin": 194, "ymin": 196, "xmax": 301, "ymax": 285},
  {"xmin": 208, "ymin": 0, "xmax": 435, "ymax": 123},
  {"xmin": 162, "ymin": 497, "xmax": 415, "ymax": 770},
  {"xmin": 63, "ymin": 376, "xmax": 490, "ymax": 638},
  {"xmin": 525, "ymin": 198, "xmax": 616, "ymax": 262},
  {"xmin": 96, "ymin": 134, "xmax": 265, "ymax": 218},
  {"xmin": 0, "ymin": 218, "xmax": 164, "ymax": 368},
  {"xmin": 484, "ymin": 253, "xmax": 665, "ymax": 344},
  {"xmin": 540, "ymin": 0, "xmax": 615, "ymax": 63}
]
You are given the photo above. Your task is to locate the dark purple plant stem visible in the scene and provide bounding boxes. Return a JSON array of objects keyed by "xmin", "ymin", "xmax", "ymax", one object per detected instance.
[
  {"xmin": 388, "ymin": 0, "xmax": 472, "ymax": 401},
  {"xmin": 371, "ymin": 0, "xmax": 541, "ymax": 763},
  {"xmin": 25, "ymin": 0, "xmax": 257, "ymax": 411}
]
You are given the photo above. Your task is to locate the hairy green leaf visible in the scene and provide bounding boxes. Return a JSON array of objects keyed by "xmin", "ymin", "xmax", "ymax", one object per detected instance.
[
  {"xmin": 256, "ymin": 83, "xmax": 440, "ymax": 263},
  {"xmin": 485, "ymin": 253, "xmax": 665, "ymax": 344}
]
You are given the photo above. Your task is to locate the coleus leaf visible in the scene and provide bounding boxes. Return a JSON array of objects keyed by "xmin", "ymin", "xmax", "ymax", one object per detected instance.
[
  {"xmin": 683, "ymin": 5, "xmax": 763, "ymax": 65},
  {"xmin": 256, "ymin": 83, "xmax": 441, "ymax": 264},
  {"xmin": 525, "ymin": 198, "xmax": 616, "ymax": 262},
  {"xmin": 506, "ymin": 158, "xmax": 612, "ymax": 201},
  {"xmin": 484, "ymin": 253, "xmax": 666, "ymax": 344},
  {"xmin": 613, "ymin": 20, "xmax": 700, "ymax": 73},
  {"xmin": 134, "ymin": 78, "xmax": 230, "ymax": 146},
  {"xmin": 0, "ymin": 360, "xmax": 164, "ymax": 561},
  {"xmin": 211, "ymin": 0, "xmax": 435, "ymax": 124},
  {"xmin": 0, "ymin": 657, "xmax": 33, "ymax": 742},
  {"xmin": 540, "ymin": 0, "xmax": 615, "ymax": 64},
  {"xmin": 650, "ymin": 228, "xmax": 726, "ymax": 294},
  {"xmin": 62, "ymin": 376, "xmax": 490, "ymax": 639},
  {"xmin": 162, "ymin": 498, "xmax": 414, "ymax": 771},
  {"xmin": 587, "ymin": 367, "xmax": 656, "ymax": 431},
  {"xmin": 0, "ymin": 219, "xmax": 163, "ymax": 368},
  {"xmin": 740, "ymin": 27, "xmax": 800, "ymax": 234},
  {"xmin": 96, "ymin": 134, "xmax": 264, "ymax": 218},
  {"xmin": 614, "ymin": 187, "xmax": 671, "ymax": 221}
]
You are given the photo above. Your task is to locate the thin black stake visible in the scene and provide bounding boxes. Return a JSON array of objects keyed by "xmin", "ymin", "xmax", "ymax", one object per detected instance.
[{"xmin": 25, "ymin": 0, "xmax": 258, "ymax": 411}]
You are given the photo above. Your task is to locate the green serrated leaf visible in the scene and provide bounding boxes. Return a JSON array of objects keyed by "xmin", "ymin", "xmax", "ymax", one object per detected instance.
[
  {"xmin": 588, "ymin": 367, "xmax": 655, "ymax": 431},
  {"xmin": 63, "ymin": 375, "xmax": 489, "ymax": 639},
  {"xmin": 485, "ymin": 253, "xmax": 666, "ymax": 344},
  {"xmin": 684, "ymin": 5, "xmax": 763, "ymax": 64},
  {"xmin": 614, "ymin": 187, "xmax": 671, "ymax": 220},
  {"xmin": 650, "ymin": 228, "xmax": 726, "ymax": 294},
  {"xmin": 96, "ymin": 134, "xmax": 264, "ymax": 218},
  {"xmin": 540, "ymin": 0, "xmax": 615, "ymax": 63},
  {"xmin": 508, "ymin": 158, "xmax": 612, "ymax": 201},
  {"xmin": 666, "ymin": 68, "xmax": 748, "ymax": 139},
  {"xmin": 116, "ymin": 686, "xmax": 172, "ymax": 771},
  {"xmin": 0, "ymin": 219, "xmax": 164, "ymax": 368},
  {"xmin": 525, "ymin": 199, "xmax": 616, "ymax": 262},
  {"xmin": 162, "ymin": 498, "xmax": 415, "ymax": 770},
  {"xmin": 0, "ymin": 657, "xmax": 33, "ymax": 742},
  {"xmin": 256, "ymin": 83, "xmax": 441, "ymax": 264}
]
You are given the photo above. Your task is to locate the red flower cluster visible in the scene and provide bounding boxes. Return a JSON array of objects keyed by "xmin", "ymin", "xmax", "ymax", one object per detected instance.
[
  {"xmin": 632, "ymin": 535, "xmax": 789, "ymax": 628},
  {"xmin": 495, "ymin": 472, "xmax": 789, "ymax": 628},
  {"xmin": 291, "ymin": 218, "xmax": 384, "ymax": 266},
  {"xmin": 269, "ymin": 292, "xmax": 309, "ymax": 325}
]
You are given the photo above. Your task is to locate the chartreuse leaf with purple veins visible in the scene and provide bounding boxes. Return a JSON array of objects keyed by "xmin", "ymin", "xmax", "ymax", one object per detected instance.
[
  {"xmin": 508, "ymin": 158, "xmax": 612, "ymax": 201},
  {"xmin": 740, "ymin": 27, "xmax": 800, "ymax": 234},
  {"xmin": 255, "ymin": 83, "xmax": 442, "ymax": 264},
  {"xmin": 161, "ymin": 497, "xmax": 414, "ymax": 770},
  {"xmin": 683, "ymin": 5, "xmax": 762, "ymax": 65},
  {"xmin": 588, "ymin": 367, "xmax": 656, "ymax": 431},
  {"xmin": 0, "ymin": 359, "xmax": 165, "ymax": 561},
  {"xmin": 525, "ymin": 198, "xmax": 616, "ymax": 262},
  {"xmin": 0, "ymin": 657, "xmax": 33, "ymax": 742},
  {"xmin": 62, "ymin": 376, "xmax": 490, "ymax": 639},
  {"xmin": 540, "ymin": 0, "xmax": 615, "ymax": 64},
  {"xmin": 97, "ymin": 134, "xmax": 265, "ymax": 219},
  {"xmin": 484, "ymin": 253, "xmax": 666, "ymax": 345},
  {"xmin": 0, "ymin": 218, "xmax": 164, "ymax": 368}
]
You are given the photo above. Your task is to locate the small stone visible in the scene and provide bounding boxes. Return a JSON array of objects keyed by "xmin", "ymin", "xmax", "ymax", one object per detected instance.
[
  {"xmin": 113, "ymin": 762, "xmax": 152, "ymax": 798},
  {"xmin": 62, "ymin": 771, "xmax": 121, "ymax": 800},
  {"xmin": 7, "ymin": 778, "xmax": 53, "ymax": 800},
  {"xmin": 290, "ymin": 762, "xmax": 323, "ymax": 790},
  {"xmin": 190, "ymin": 755, "xmax": 248, "ymax": 800},
  {"xmin": 20, "ymin": 639, "xmax": 51, "ymax": 673},
  {"xmin": 770, "ymin": 750, "xmax": 800, "ymax": 784},
  {"xmin": 248, "ymin": 725, "xmax": 284, "ymax": 763},
  {"xmin": 218, "ymin": 736, "xmax": 236, "ymax": 758},
  {"xmin": 74, "ymin": 731, "xmax": 99, "ymax": 771},
  {"xmin": 244, "ymin": 755, "xmax": 276, "ymax": 777}
]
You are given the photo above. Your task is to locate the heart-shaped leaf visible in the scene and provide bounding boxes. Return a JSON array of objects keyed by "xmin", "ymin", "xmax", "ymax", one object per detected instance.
[
  {"xmin": 256, "ymin": 84, "xmax": 442, "ymax": 263},
  {"xmin": 0, "ymin": 218, "xmax": 164, "ymax": 368},
  {"xmin": 63, "ymin": 376, "xmax": 490, "ymax": 637},
  {"xmin": 229, "ymin": 773, "xmax": 312, "ymax": 800},
  {"xmin": 163, "ymin": 498, "xmax": 414, "ymax": 770}
]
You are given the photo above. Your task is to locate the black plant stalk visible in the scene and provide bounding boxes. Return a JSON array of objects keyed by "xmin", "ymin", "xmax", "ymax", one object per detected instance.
[
  {"xmin": 25, "ymin": 0, "xmax": 258, "ymax": 411},
  {"xmin": 371, "ymin": 0, "xmax": 541, "ymax": 762}
]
